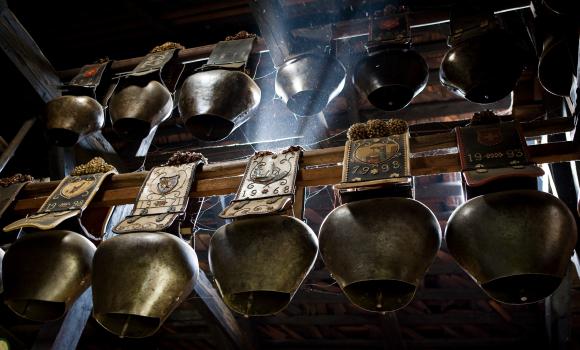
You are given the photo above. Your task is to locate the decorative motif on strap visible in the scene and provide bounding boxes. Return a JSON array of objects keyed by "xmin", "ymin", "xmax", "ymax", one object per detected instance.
[
  {"xmin": 4, "ymin": 158, "xmax": 116, "ymax": 232},
  {"xmin": 219, "ymin": 146, "xmax": 302, "ymax": 219},
  {"xmin": 456, "ymin": 118, "xmax": 544, "ymax": 187},
  {"xmin": 336, "ymin": 118, "xmax": 411, "ymax": 190},
  {"xmin": 113, "ymin": 155, "xmax": 206, "ymax": 234}
]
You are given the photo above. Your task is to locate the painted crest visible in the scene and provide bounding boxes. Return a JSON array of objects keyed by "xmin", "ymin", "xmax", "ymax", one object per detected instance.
[
  {"xmin": 60, "ymin": 178, "xmax": 96, "ymax": 199},
  {"xmin": 476, "ymin": 127, "xmax": 502, "ymax": 147},
  {"xmin": 157, "ymin": 175, "xmax": 180, "ymax": 194}
]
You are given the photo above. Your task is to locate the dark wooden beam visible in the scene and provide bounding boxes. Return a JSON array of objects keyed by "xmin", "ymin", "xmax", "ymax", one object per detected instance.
[
  {"xmin": 193, "ymin": 271, "xmax": 254, "ymax": 350},
  {"xmin": 249, "ymin": 0, "xmax": 291, "ymax": 67}
]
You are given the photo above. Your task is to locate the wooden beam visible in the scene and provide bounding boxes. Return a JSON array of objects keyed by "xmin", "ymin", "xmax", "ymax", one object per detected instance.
[
  {"xmin": 0, "ymin": 7, "xmax": 60, "ymax": 103},
  {"xmin": 0, "ymin": 118, "xmax": 35, "ymax": 174},
  {"xmin": 10, "ymin": 120, "xmax": 579, "ymax": 214},
  {"xmin": 193, "ymin": 271, "xmax": 254, "ymax": 350}
]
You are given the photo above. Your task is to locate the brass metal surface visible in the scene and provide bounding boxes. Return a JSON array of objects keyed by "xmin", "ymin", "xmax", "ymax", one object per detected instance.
[
  {"xmin": 178, "ymin": 69, "xmax": 261, "ymax": 141},
  {"xmin": 209, "ymin": 215, "xmax": 318, "ymax": 316},
  {"xmin": 3, "ymin": 230, "xmax": 96, "ymax": 321},
  {"xmin": 445, "ymin": 190, "xmax": 578, "ymax": 304},
  {"xmin": 109, "ymin": 80, "xmax": 173, "ymax": 140},
  {"xmin": 353, "ymin": 48, "xmax": 428, "ymax": 111},
  {"xmin": 538, "ymin": 31, "xmax": 578, "ymax": 96},
  {"xmin": 45, "ymin": 95, "xmax": 104, "ymax": 147},
  {"xmin": 92, "ymin": 232, "xmax": 199, "ymax": 338},
  {"xmin": 319, "ymin": 197, "xmax": 441, "ymax": 312},
  {"xmin": 439, "ymin": 29, "xmax": 524, "ymax": 104},
  {"xmin": 275, "ymin": 53, "xmax": 346, "ymax": 116}
]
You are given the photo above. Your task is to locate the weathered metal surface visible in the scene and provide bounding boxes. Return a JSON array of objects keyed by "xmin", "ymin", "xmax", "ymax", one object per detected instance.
[
  {"xmin": 445, "ymin": 190, "xmax": 578, "ymax": 304},
  {"xmin": 45, "ymin": 96, "xmax": 104, "ymax": 147},
  {"xmin": 3, "ymin": 230, "xmax": 96, "ymax": 321},
  {"xmin": 92, "ymin": 232, "xmax": 199, "ymax": 338},
  {"xmin": 209, "ymin": 215, "xmax": 318, "ymax": 316},
  {"xmin": 275, "ymin": 53, "xmax": 346, "ymax": 116},
  {"xmin": 319, "ymin": 197, "xmax": 441, "ymax": 312},
  {"xmin": 179, "ymin": 70, "xmax": 261, "ymax": 141}
]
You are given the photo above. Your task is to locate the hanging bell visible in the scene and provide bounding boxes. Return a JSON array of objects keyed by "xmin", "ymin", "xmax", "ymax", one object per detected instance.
[
  {"xmin": 109, "ymin": 80, "xmax": 173, "ymax": 140},
  {"xmin": 2, "ymin": 230, "xmax": 96, "ymax": 321},
  {"xmin": 538, "ymin": 30, "xmax": 579, "ymax": 96},
  {"xmin": 275, "ymin": 53, "xmax": 346, "ymax": 116},
  {"xmin": 92, "ymin": 232, "xmax": 198, "ymax": 338},
  {"xmin": 209, "ymin": 215, "xmax": 318, "ymax": 316},
  {"xmin": 45, "ymin": 95, "xmax": 104, "ymax": 147},
  {"xmin": 446, "ymin": 190, "xmax": 577, "ymax": 304},
  {"xmin": 354, "ymin": 48, "xmax": 428, "ymax": 111},
  {"xmin": 179, "ymin": 70, "xmax": 261, "ymax": 141},
  {"xmin": 440, "ymin": 29, "xmax": 524, "ymax": 104},
  {"xmin": 319, "ymin": 197, "xmax": 441, "ymax": 312}
]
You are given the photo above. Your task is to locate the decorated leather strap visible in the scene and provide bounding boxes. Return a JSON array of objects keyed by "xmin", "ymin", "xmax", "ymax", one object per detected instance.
[
  {"xmin": 0, "ymin": 174, "xmax": 34, "ymax": 221},
  {"xmin": 335, "ymin": 118, "xmax": 411, "ymax": 191},
  {"xmin": 113, "ymin": 152, "xmax": 206, "ymax": 234},
  {"xmin": 66, "ymin": 60, "xmax": 111, "ymax": 98},
  {"xmin": 3, "ymin": 158, "xmax": 116, "ymax": 233},
  {"xmin": 219, "ymin": 146, "xmax": 302, "ymax": 219},
  {"xmin": 456, "ymin": 115, "xmax": 544, "ymax": 187},
  {"xmin": 118, "ymin": 43, "xmax": 184, "ymax": 93},
  {"xmin": 202, "ymin": 36, "xmax": 255, "ymax": 72}
]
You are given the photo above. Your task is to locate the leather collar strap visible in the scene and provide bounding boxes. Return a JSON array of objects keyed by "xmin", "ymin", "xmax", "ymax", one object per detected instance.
[
  {"xmin": 66, "ymin": 61, "xmax": 111, "ymax": 99},
  {"xmin": 336, "ymin": 132, "xmax": 412, "ymax": 191},
  {"xmin": 117, "ymin": 48, "xmax": 184, "ymax": 93},
  {"xmin": 201, "ymin": 37, "xmax": 255, "ymax": 72},
  {"xmin": 456, "ymin": 120, "xmax": 544, "ymax": 187},
  {"xmin": 113, "ymin": 160, "xmax": 205, "ymax": 234},
  {"xmin": 3, "ymin": 171, "xmax": 116, "ymax": 233},
  {"xmin": 219, "ymin": 147, "xmax": 302, "ymax": 219}
]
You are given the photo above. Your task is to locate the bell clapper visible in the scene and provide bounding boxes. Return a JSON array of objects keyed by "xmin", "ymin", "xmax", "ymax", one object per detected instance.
[
  {"xmin": 120, "ymin": 314, "xmax": 131, "ymax": 338},
  {"xmin": 376, "ymin": 290, "xmax": 383, "ymax": 309},
  {"xmin": 245, "ymin": 291, "xmax": 254, "ymax": 315}
]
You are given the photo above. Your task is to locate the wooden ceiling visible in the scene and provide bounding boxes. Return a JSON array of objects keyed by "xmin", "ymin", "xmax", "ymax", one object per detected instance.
[{"xmin": 1, "ymin": 0, "xmax": 579, "ymax": 349}]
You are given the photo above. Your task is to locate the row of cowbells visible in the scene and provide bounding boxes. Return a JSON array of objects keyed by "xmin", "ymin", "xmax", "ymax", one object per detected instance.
[
  {"xmin": 1, "ymin": 231, "xmax": 198, "ymax": 338},
  {"xmin": 0, "ymin": 190, "xmax": 576, "ymax": 335},
  {"xmin": 209, "ymin": 190, "xmax": 577, "ymax": 316}
]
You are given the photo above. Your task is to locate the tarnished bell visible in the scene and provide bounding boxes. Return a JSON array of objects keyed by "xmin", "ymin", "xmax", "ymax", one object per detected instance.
[
  {"xmin": 354, "ymin": 48, "xmax": 428, "ymax": 111},
  {"xmin": 275, "ymin": 53, "xmax": 346, "ymax": 116},
  {"xmin": 446, "ymin": 190, "xmax": 577, "ymax": 304},
  {"xmin": 209, "ymin": 216, "xmax": 318, "ymax": 316},
  {"xmin": 440, "ymin": 29, "xmax": 524, "ymax": 104},
  {"xmin": 178, "ymin": 70, "xmax": 261, "ymax": 141},
  {"xmin": 109, "ymin": 80, "xmax": 173, "ymax": 139},
  {"xmin": 92, "ymin": 232, "xmax": 198, "ymax": 338},
  {"xmin": 319, "ymin": 198, "xmax": 441, "ymax": 312},
  {"xmin": 45, "ymin": 95, "xmax": 104, "ymax": 147},
  {"xmin": 538, "ymin": 32, "xmax": 579, "ymax": 96},
  {"xmin": 3, "ymin": 230, "xmax": 96, "ymax": 321}
]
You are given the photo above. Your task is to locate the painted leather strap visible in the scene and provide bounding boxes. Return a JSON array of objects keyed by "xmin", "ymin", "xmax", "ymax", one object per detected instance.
[
  {"xmin": 456, "ymin": 120, "xmax": 544, "ymax": 187},
  {"xmin": 219, "ymin": 147, "xmax": 302, "ymax": 219},
  {"xmin": 113, "ymin": 160, "xmax": 204, "ymax": 234},
  {"xmin": 4, "ymin": 171, "xmax": 116, "ymax": 232},
  {"xmin": 336, "ymin": 132, "xmax": 412, "ymax": 190}
]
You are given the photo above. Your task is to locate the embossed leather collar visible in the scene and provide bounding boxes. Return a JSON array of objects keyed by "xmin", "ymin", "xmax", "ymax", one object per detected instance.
[
  {"xmin": 336, "ymin": 132, "xmax": 412, "ymax": 190},
  {"xmin": 113, "ymin": 161, "xmax": 204, "ymax": 234},
  {"xmin": 220, "ymin": 147, "xmax": 302, "ymax": 219},
  {"xmin": 4, "ymin": 171, "xmax": 116, "ymax": 233},
  {"xmin": 456, "ymin": 121, "xmax": 544, "ymax": 187}
]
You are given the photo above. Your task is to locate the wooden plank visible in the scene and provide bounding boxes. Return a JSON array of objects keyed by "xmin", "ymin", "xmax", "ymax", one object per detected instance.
[
  {"xmin": 249, "ymin": 0, "xmax": 292, "ymax": 67},
  {"xmin": 193, "ymin": 271, "xmax": 253, "ymax": 350},
  {"xmin": 0, "ymin": 118, "xmax": 35, "ymax": 174},
  {"xmin": 0, "ymin": 7, "xmax": 60, "ymax": 103},
  {"xmin": 11, "ymin": 139, "xmax": 580, "ymax": 213}
]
